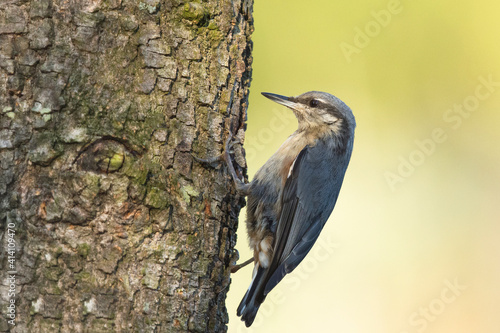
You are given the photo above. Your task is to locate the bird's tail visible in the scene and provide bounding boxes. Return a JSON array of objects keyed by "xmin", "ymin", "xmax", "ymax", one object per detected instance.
[{"xmin": 237, "ymin": 264, "xmax": 268, "ymax": 327}]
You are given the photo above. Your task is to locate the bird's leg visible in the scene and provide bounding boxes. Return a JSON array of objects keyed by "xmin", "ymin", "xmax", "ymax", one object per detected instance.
[
  {"xmin": 194, "ymin": 133, "xmax": 251, "ymax": 196},
  {"xmin": 230, "ymin": 257, "xmax": 254, "ymax": 273}
]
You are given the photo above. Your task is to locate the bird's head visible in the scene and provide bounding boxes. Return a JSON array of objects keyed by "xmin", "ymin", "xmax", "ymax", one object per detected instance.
[{"xmin": 261, "ymin": 91, "xmax": 356, "ymax": 135}]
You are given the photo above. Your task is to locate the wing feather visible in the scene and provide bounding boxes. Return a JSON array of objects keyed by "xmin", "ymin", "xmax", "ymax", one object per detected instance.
[{"xmin": 263, "ymin": 139, "xmax": 352, "ymax": 295}]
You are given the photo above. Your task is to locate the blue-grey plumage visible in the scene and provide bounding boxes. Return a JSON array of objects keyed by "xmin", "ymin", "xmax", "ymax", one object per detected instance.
[{"xmin": 232, "ymin": 91, "xmax": 356, "ymax": 327}]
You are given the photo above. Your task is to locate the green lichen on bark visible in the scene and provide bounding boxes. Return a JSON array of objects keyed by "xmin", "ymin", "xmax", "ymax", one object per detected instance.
[{"xmin": 0, "ymin": 0, "xmax": 253, "ymax": 332}]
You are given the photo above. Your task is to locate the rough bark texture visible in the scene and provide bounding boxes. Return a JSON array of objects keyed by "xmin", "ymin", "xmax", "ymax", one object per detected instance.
[{"xmin": 0, "ymin": 0, "xmax": 252, "ymax": 332}]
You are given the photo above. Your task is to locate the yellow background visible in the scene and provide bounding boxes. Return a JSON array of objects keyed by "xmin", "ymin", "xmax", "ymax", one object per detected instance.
[{"xmin": 227, "ymin": 1, "xmax": 500, "ymax": 332}]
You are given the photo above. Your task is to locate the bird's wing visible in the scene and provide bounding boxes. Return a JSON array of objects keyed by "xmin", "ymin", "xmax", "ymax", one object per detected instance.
[{"xmin": 263, "ymin": 141, "xmax": 350, "ymax": 295}]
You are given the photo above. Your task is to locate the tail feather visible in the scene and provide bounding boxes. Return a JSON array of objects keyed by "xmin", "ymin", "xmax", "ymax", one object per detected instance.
[{"xmin": 237, "ymin": 264, "xmax": 267, "ymax": 327}]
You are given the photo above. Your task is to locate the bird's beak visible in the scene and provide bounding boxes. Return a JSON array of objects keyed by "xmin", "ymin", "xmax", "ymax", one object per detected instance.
[{"xmin": 261, "ymin": 92, "xmax": 297, "ymax": 110}]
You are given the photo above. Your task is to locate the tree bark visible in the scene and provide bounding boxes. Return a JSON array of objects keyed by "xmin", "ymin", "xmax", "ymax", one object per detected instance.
[{"xmin": 0, "ymin": 0, "xmax": 252, "ymax": 332}]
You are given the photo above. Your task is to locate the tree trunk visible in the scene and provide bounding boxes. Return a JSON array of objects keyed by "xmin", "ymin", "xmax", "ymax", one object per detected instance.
[{"xmin": 0, "ymin": 0, "xmax": 253, "ymax": 332}]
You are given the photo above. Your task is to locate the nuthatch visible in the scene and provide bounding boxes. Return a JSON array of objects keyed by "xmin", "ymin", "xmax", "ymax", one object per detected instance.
[{"xmin": 197, "ymin": 91, "xmax": 356, "ymax": 327}]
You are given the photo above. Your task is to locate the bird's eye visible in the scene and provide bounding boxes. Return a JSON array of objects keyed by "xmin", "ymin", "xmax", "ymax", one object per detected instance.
[{"xmin": 309, "ymin": 99, "xmax": 319, "ymax": 107}]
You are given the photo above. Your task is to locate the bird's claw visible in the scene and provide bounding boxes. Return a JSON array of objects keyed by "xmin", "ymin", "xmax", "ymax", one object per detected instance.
[
  {"xmin": 192, "ymin": 133, "xmax": 240, "ymax": 165},
  {"xmin": 192, "ymin": 154, "xmax": 223, "ymax": 164},
  {"xmin": 193, "ymin": 133, "xmax": 250, "ymax": 195},
  {"xmin": 226, "ymin": 133, "xmax": 241, "ymax": 151}
]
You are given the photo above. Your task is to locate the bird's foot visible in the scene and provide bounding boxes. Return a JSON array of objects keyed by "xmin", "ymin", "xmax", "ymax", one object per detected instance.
[
  {"xmin": 193, "ymin": 133, "xmax": 238, "ymax": 164},
  {"xmin": 193, "ymin": 134, "xmax": 250, "ymax": 195},
  {"xmin": 230, "ymin": 257, "xmax": 255, "ymax": 273}
]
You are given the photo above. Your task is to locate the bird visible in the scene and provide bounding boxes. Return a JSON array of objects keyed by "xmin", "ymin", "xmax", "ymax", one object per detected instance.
[{"xmin": 196, "ymin": 90, "xmax": 356, "ymax": 327}]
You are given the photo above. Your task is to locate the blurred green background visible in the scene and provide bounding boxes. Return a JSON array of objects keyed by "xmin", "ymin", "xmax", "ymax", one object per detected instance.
[{"xmin": 226, "ymin": 0, "xmax": 500, "ymax": 332}]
